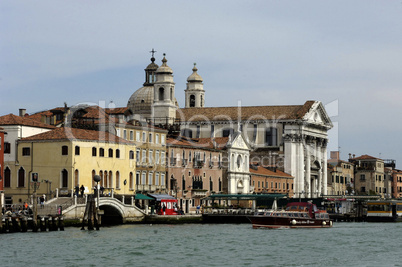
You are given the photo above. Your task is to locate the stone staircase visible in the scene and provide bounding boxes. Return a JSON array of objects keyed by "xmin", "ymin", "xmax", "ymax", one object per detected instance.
[{"xmin": 38, "ymin": 197, "xmax": 85, "ymax": 216}]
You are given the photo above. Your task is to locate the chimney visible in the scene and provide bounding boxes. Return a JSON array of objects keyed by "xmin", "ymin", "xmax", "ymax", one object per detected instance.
[
  {"xmin": 19, "ymin": 108, "xmax": 26, "ymax": 117},
  {"xmin": 349, "ymin": 153, "xmax": 352, "ymax": 159}
]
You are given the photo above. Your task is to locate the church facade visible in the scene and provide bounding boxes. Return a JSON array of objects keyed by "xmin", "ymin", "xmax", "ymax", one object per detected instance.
[{"xmin": 127, "ymin": 53, "xmax": 333, "ymax": 198}]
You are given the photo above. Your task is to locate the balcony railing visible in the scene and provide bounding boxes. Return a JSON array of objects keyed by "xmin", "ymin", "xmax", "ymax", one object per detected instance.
[{"xmin": 170, "ymin": 158, "xmax": 177, "ymax": 166}]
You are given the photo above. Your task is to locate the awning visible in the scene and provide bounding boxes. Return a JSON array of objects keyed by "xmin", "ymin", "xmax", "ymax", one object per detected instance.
[
  {"xmin": 135, "ymin": 193, "xmax": 154, "ymax": 200},
  {"xmin": 148, "ymin": 194, "xmax": 177, "ymax": 201}
]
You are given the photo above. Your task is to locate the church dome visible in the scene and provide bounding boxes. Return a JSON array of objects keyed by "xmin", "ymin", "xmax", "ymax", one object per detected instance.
[
  {"xmin": 127, "ymin": 86, "xmax": 154, "ymax": 115},
  {"xmin": 187, "ymin": 63, "xmax": 203, "ymax": 82}
]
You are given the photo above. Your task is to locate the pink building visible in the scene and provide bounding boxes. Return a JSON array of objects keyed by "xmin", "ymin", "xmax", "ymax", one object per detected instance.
[{"xmin": 166, "ymin": 136, "xmax": 226, "ymax": 214}]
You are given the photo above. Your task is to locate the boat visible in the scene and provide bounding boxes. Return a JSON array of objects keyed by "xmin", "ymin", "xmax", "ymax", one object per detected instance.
[
  {"xmin": 366, "ymin": 200, "xmax": 402, "ymax": 222},
  {"xmin": 248, "ymin": 202, "xmax": 333, "ymax": 229}
]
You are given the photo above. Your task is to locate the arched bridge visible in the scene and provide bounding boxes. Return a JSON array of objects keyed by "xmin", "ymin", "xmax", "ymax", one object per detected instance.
[{"xmin": 62, "ymin": 197, "xmax": 146, "ymax": 224}]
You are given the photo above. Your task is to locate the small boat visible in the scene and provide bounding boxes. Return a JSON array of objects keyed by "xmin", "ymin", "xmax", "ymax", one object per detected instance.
[{"xmin": 248, "ymin": 202, "xmax": 333, "ymax": 229}]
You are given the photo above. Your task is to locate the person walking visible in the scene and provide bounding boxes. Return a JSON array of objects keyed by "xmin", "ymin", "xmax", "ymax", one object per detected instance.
[{"xmin": 80, "ymin": 185, "xmax": 85, "ymax": 197}]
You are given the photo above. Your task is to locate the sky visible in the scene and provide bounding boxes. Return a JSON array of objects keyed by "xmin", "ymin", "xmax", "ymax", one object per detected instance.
[{"xmin": 1, "ymin": 1, "xmax": 402, "ymax": 166}]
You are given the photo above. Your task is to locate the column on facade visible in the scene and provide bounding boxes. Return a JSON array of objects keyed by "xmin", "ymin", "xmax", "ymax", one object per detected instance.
[
  {"xmin": 322, "ymin": 141, "xmax": 328, "ymax": 196},
  {"xmin": 298, "ymin": 140, "xmax": 305, "ymax": 198},
  {"xmin": 305, "ymin": 143, "xmax": 311, "ymax": 198}
]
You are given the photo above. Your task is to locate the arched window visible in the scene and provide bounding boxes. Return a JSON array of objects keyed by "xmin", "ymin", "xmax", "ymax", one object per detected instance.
[
  {"xmin": 74, "ymin": 169, "xmax": 79, "ymax": 187},
  {"xmin": 18, "ymin": 167, "xmax": 25, "ymax": 187},
  {"xmin": 4, "ymin": 167, "xmax": 11, "ymax": 188},
  {"xmin": 116, "ymin": 171, "xmax": 120, "ymax": 189},
  {"xmin": 61, "ymin": 169, "xmax": 68, "ymax": 188},
  {"xmin": 129, "ymin": 172, "xmax": 134, "ymax": 189},
  {"xmin": 129, "ymin": 150, "xmax": 134, "ymax": 159},
  {"xmin": 190, "ymin": 94, "xmax": 195, "ymax": 107},
  {"xmin": 92, "ymin": 170, "xmax": 96, "ymax": 187},
  {"xmin": 210, "ymin": 177, "xmax": 213, "ymax": 191},
  {"xmin": 170, "ymin": 87, "xmax": 173, "ymax": 101},
  {"xmin": 92, "ymin": 147, "xmax": 97, "ymax": 157},
  {"xmin": 219, "ymin": 178, "xmax": 222, "ymax": 192},
  {"xmin": 182, "ymin": 176, "xmax": 186, "ymax": 190},
  {"xmin": 108, "ymin": 148, "xmax": 113, "ymax": 158},
  {"xmin": 159, "ymin": 87, "xmax": 165, "ymax": 100},
  {"xmin": 75, "ymin": 146, "xmax": 80, "ymax": 155},
  {"xmin": 116, "ymin": 149, "xmax": 120, "ymax": 158},
  {"xmin": 99, "ymin": 148, "xmax": 105, "ymax": 157},
  {"xmin": 99, "ymin": 170, "xmax": 104, "ymax": 187},
  {"xmin": 108, "ymin": 171, "xmax": 113, "ymax": 188}
]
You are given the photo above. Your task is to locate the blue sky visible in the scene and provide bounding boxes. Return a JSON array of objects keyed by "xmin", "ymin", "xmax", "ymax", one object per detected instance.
[{"xmin": 1, "ymin": 1, "xmax": 402, "ymax": 166}]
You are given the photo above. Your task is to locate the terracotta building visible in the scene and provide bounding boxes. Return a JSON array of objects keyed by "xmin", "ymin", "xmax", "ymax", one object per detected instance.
[{"xmin": 249, "ymin": 163, "xmax": 294, "ymax": 197}]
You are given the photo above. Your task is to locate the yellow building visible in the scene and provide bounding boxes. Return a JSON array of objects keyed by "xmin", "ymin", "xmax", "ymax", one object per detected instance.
[
  {"xmin": 115, "ymin": 120, "xmax": 168, "ymax": 194},
  {"xmin": 6, "ymin": 127, "xmax": 136, "ymax": 205}
]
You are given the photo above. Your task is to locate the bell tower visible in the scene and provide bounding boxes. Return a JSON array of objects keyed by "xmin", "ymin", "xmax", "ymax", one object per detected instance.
[
  {"xmin": 185, "ymin": 63, "xmax": 204, "ymax": 108},
  {"xmin": 153, "ymin": 54, "xmax": 177, "ymax": 125}
]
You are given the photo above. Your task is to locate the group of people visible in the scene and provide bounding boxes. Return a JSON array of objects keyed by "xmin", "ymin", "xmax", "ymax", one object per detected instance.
[{"xmin": 74, "ymin": 185, "xmax": 86, "ymax": 197}]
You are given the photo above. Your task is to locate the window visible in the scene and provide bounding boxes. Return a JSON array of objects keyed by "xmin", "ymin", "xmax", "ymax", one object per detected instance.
[
  {"xmin": 222, "ymin": 128, "xmax": 234, "ymax": 138},
  {"xmin": 148, "ymin": 172, "xmax": 153, "ymax": 185},
  {"xmin": 129, "ymin": 172, "xmax": 134, "ymax": 189},
  {"xmin": 116, "ymin": 129, "xmax": 121, "ymax": 137},
  {"xmin": 149, "ymin": 133, "xmax": 153, "ymax": 143},
  {"xmin": 129, "ymin": 150, "xmax": 134, "ymax": 160},
  {"xmin": 62, "ymin": 145, "xmax": 68, "ymax": 155},
  {"xmin": 136, "ymin": 172, "xmax": 140, "ymax": 186},
  {"xmin": 4, "ymin": 167, "xmax": 11, "ymax": 187},
  {"xmin": 161, "ymin": 135, "xmax": 165, "ymax": 145},
  {"xmin": 75, "ymin": 146, "xmax": 80, "ymax": 155},
  {"xmin": 130, "ymin": 131, "xmax": 134, "ymax": 140},
  {"xmin": 18, "ymin": 167, "xmax": 26, "ymax": 187},
  {"xmin": 360, "ymin": 174, "xmax": 366, "ymax": 181},
  {"xmin": 265, "ymin": 127, "xmax": 278, "ymax": 146},
  {"xmin": 142, "ymin": 150, "xmax": 146, "ymax": 163},
  {"xmin": 136, "ymin": 149, "xmax": 140, "ymax": 163},
  {"xmin": 4, "ymin": 142, "xmax": 10, "ymax": 154},
  {"xmin": 156, "ymin": 134, "xmax": 159, "ymax": 144},
  {"xmin": 22, "ymin": 147, "xmax": 30, "ymax": 156},
  {"xmin": 123, "ymin": 130, "xmax": 127, "ymax": 140},
  {"xmin": 99, "ymin": 148, "xmax": 105, "ymax": 157},
  {"xmin": 142, "ymin": 172, "xmax": 146, "ymax": 185},
  {"xmin": 116, "ymin": 171, "xmax": 120, "ymax": 189},
  {"xmin": 161, "ymin": 173, "xmax": 165, "ymax": 186},
  {"xmin": 156, "ymin": 151, "xmax": 160, "ymax": 164},
  {"xmin": 190, "ymin": 94, "xmax": 195, "ymax": 107},
  {"xmin": 116, "ymin": 149, "xmax": 120, "ymax": 158},
  {"xmin": 156, "ymin": 173, "xmax": 159, "ymax": 186},
  {"xmin": 108, "ymin": 148, "xmax": 113, "ymax": 158},
  {"xmin": 61, "ymin": 169, "xmax": 68, "ymax": 188},
  {"xmin": 136, "ymin": 132, "xmax": 140, "ymax": 141},
  {"xmin": 149, "ymin": 150, "xmax": 153, "ymax": 164},
  {"xmin": 161, "ymin": 152, "xmax": 165, "ymax": 165},
  {"xmin": 92, "ymin": 147, "xmax": 97, "ymax": 157},
  {"xmin": 142, "ymin": 132, "xmax": 146, "ymax": 142},
  {"xmin": 182, "ymin": 129, "xmax": 193, "ymax": 138},
  {"xmin": 361, "ymin": 187, "xmax": 366, "ymax": 193}
]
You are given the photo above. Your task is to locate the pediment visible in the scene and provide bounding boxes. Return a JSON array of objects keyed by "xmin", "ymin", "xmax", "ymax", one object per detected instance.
[
  {"xmin": 302, "ymin": 101, "xmax": 333, "ymax": 129},
  {"xmin": 228, "ymin": 132, "xmax": 250, "ymax": 150}
]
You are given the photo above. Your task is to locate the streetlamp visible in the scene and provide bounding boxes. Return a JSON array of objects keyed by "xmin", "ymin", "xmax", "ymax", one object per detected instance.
[
  {"xmin": 93, "ymin": 175, "xmax": 101, "ymax": 230},
  {"xmin": 299, "ymin": 190, "xmax": 305, "ymax": 202}
]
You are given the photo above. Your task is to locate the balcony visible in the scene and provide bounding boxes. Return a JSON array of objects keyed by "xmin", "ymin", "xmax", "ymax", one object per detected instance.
[
  {"xmin": 170, "ymin": 158, "xmax": 177, "ymax": 166},
  {"xmin": 194, "ymin": 160, "xmax": 205, "ymax": 169},
  {"xmin": 182, "ymin": 159, "xmax": 188, "ymax": 167},
  {"xmin": 191, "ymin": 189, "xmax": 208, "ymax": 198},
  {"xmin": 209, "ymin": 162, "xmax": 214, "ymax": 168}
]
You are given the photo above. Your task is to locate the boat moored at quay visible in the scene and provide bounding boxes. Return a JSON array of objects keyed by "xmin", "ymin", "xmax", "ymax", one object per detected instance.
[
  {"xmin": 366, "ymin": 200, "xmax": 402, "ymax": 222},
  {"xmin": 248, "ymin": 202, "xmax": 333, "ymax": 229}
]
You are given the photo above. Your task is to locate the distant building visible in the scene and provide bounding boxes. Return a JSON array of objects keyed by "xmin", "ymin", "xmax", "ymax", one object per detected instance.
[
  {"xmin": 6, "ymin": 127, "xmax": 136, "ymax": 205},
  {"xmin": 327, "ymin": 151, "xmax": 354, "ymax": 196},
  {"xmin": 391, "ymin": 169, "xmax": 402, "ymax": 198},
  {"xmin": 249, "ymin": 163, "xmax": 294, "ymax": 197},
  {"xmin": 166, "ymin": 136, "xmax": 225, "ymax": 213},
  {"xmin": 0, "ymin": 127, "xmax": 6, "ymax": 200},
  {"xmin": 126, "ymin": 54, "xmax": 333, "ymax": 198},
  {"xmin": 349, "ymin": 154, "xmax": 387, "ymax": 197}
]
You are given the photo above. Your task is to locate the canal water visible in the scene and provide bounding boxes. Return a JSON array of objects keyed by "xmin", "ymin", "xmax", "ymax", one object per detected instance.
[{"xmin": 2, "ymin": 222, "xmax": 402, "ymax": 267}]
